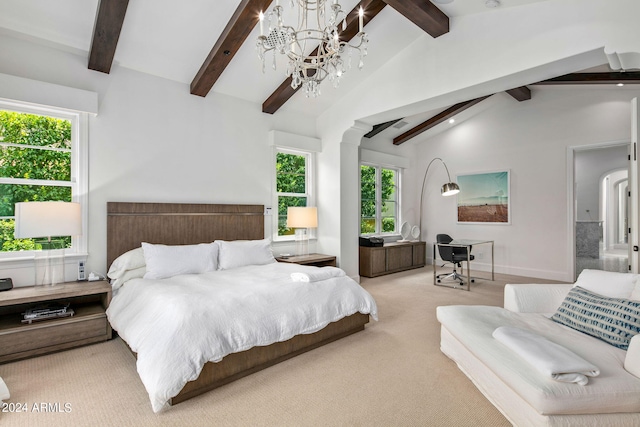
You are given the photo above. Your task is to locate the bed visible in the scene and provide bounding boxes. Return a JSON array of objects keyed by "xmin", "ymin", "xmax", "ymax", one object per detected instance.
[{"xmin": 105, "ymin": 202, "xmax": 377, "ymax": 412}]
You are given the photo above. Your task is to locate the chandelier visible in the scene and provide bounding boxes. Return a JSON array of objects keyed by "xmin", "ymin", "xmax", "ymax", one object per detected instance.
[{"xmin": 257, "ymin": 0, "xmax": 368, "ymax": 98}]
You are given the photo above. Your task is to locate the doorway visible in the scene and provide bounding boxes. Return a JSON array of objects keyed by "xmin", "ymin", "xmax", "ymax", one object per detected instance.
[{"xmin": 574, "ymin": 144, "xmax": 629, "ymax": 278}]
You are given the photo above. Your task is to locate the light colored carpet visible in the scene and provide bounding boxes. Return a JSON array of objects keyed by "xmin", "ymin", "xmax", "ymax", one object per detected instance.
[{"xmin": 0, "ymin": 267, "xmax": 548, "ymax": 426}]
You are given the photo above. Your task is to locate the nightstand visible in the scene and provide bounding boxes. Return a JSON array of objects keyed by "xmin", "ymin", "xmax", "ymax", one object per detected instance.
[
  {"xmin": 275, "ymin": 253, "xmax": 337, "ymax": 267},
  {"xmin": 0, "ymin": 280, "xmax": 112, "ymax": 363}
]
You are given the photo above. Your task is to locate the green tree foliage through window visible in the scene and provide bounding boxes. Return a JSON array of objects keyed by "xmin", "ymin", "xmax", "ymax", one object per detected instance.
[
  {"xmin": 0, "ymin": 110, "xmax": 73, "ymax": 251},
  {"xmin": 360, "ymin": 165, "xmax": 397, "ymax": 234},
  {"xmin": 276, "ymin": 151, "xmax": 308, "ymax": 236}
]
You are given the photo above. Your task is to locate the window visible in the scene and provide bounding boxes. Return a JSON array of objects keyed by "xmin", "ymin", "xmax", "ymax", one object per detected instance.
[
  {"xmin": 0, "ymin": 101, "xmax": 87, "ymax": 257},
  {"xmin": 360, "ymin": 164, "xmax": 399, "ymax": 235},
  {"xmin": 275, "ymin": 148, "xmax": 313, "ymax": 238}
]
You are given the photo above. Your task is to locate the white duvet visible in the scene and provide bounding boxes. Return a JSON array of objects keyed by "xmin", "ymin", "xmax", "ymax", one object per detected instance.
[{"xmin": 106, "ymin": 262, "xmax": 378, "ymax": 412}]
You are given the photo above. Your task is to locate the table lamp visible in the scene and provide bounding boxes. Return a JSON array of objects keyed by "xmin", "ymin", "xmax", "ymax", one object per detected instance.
[
  {"xmin": 286, "ymin": 207, "xmax": 318, "ymax": 256},
  {"xmin": 14, "ymin": 201, "xmax": 82, "ymax": 286}
]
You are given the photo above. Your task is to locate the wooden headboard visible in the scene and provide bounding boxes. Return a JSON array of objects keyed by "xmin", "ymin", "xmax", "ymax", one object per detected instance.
[{"xmin": 107, "ymin": 202, "xmax": 264, "ymax": 268}]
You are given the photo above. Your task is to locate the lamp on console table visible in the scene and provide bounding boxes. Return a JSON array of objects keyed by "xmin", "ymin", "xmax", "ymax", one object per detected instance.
[
  {"xmin": 418, "ymin": 158, "xmax": 460, "ymax": 241},
  {"xmin": 14, "ymin": 201, "xmax": 82, "ymax": 286},
  {"xmin": 286, "ymin": 207, "xmax": 318, "ymax": 256}
]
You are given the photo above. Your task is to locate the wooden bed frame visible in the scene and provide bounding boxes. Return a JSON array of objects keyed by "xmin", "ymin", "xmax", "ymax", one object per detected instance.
[{"xmin": 106, "ymin": 202, "xmax": 370, "ymax": 406}]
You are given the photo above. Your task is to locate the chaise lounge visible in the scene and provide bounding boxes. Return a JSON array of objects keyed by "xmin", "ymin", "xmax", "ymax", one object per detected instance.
[{"xmin": 437, "ymin": 269, "xmax": 640, "ymax": 426}]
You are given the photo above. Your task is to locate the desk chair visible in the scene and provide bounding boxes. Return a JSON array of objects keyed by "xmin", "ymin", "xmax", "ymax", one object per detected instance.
[{"xmin": 436, "ymin": 234, "xmax": 475, "ymax": 285}]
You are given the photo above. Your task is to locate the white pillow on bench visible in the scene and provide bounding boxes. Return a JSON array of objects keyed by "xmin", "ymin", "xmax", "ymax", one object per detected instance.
[{"xmin": 574, "ymin": 269, "xmax": 639, "ymax": 299}]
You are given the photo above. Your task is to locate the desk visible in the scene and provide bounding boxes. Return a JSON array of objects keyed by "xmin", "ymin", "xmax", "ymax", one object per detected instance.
[{"xmin": 433, "ymin": 239, "xmax": 494, "ymax": 291}]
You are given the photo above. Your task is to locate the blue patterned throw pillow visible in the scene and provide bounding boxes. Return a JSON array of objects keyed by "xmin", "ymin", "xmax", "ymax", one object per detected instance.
[{"xmin": 551, "ymin": 286, "xmax": 640, "ymax": 350}]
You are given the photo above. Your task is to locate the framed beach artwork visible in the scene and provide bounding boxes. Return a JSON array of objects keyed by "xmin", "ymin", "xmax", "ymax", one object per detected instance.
[{"xmin": 457, "ymin": 170, "xmax": 510, "ymax": 224}]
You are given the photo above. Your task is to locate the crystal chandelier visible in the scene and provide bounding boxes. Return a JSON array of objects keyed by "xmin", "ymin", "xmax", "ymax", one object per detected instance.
[{"xmin": 257, "ymin": 0, "xmax": 368, "ymax": 98}]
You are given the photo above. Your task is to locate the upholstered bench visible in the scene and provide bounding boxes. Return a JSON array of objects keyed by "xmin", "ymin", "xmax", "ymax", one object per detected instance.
[{"xmin": 437, "ymin": 269, "xmax": 640, "ymax": 426}]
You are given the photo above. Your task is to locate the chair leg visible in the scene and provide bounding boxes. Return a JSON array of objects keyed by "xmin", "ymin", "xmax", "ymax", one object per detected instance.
[
  {"xmin": 456, "ymin": 262, "xmax": 475, "ymax": 283},
  {"xmin": 436, "ymin": 264, "xmax": 465, "ymax": 285},
  {"xmin": 436, "ymin": 262, "xmax": 475, "ymax": 285}
]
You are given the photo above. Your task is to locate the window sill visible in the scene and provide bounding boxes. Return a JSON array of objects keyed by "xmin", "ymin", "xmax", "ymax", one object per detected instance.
[{"xmin": 0, "ymin": 252, "xmax": 88, "ymax": 268}]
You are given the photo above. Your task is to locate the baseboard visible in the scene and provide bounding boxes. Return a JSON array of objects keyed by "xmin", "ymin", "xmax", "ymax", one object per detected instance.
[{"xmin": 427, "ymin": 258, "xmax": 572, "ymax": 283}]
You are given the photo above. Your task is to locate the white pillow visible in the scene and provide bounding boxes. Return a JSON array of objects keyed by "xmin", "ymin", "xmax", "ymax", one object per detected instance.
[
  {"xmin": 111, "ymin": 266, "xmax": 146, "ymax": 290},
  {"xmin": 631, "ymin": 281, "xmax": 640, "ymax": 302},
  {"xmin": 217, "ymin": 239, "xmax": 275, "ymax": 270},
  {"xmin": 573, "ymin": 269, "xmax": 639, "ymax": 299},
  {"xmin": 142, "ymin": 242, "xmax": 218, "ymax": 280},
  {"xmin": 108, "ymin": 247, "xmax": 146, "ymax": 280}
]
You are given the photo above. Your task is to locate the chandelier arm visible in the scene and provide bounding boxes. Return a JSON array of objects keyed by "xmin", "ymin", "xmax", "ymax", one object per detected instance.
[{"xmin": 257, "ymin": 0, "xmax": 367, "ymax": 98}]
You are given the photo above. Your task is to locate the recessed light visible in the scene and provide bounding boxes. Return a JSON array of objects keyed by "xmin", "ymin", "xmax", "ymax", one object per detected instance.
[
  {"xmin": 485, "ymin": 0, "xmax": 501, "ymax": 7},
  {"xmin": 617, "ymin": 83, "xmax": 625, "ymax": 87},
  {"xmin": 448, "ymin": 118, "xmax": 455, "ymax": 124}
]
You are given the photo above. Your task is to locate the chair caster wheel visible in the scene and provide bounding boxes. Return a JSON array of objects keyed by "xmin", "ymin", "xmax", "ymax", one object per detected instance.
[
  {"xmin": 437, "ymin": 280, "xmax": 441, "ymax": 283},
  {"xmin": 471, "ymin": 279, "xmax": 475, "ymax": 283}
]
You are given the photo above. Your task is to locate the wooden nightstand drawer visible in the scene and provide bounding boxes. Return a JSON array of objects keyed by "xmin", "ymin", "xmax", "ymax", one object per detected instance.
[{"xmin": 0, "ymin": 314, "xmax": 107, "ymax": 359}]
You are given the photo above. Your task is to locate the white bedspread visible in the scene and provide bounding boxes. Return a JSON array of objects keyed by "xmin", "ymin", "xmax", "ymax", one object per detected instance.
[{"xmin": 106, "ymin": 263, "xmax": 377, "ymax": 412}]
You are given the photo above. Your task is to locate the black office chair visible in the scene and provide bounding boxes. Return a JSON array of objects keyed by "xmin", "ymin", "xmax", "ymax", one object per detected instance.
[{"xmin": 436, "ymin": 234, "xmax": 475, "ymax": 285}]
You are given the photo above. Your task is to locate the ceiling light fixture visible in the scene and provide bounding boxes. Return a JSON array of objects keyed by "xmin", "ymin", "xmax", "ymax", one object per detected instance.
[
  {"xmin": 257, "ymin": 0, "xmax": 368, "ymax": 98},
  {"xmin": 617, "ymin": 83, "xmax": 625, "ymax": 87},
  {"xmin": 485, "ymin": 0, "xmax": 501, "ymax": 7},
  {"xmin": 448, "ymin": 118, "xmax": 455, "ymax": 124}
]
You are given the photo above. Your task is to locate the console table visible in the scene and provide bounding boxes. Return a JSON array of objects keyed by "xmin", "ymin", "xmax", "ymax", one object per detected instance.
[{"xmin": 359, "ymin": 241, "xmax": 426, "ymax": 278}]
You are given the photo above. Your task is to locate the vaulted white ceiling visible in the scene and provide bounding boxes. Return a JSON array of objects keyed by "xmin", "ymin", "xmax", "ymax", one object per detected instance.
[{"xmin": 0, "ymin": 0, "xmax": 552, "ymax": 119}]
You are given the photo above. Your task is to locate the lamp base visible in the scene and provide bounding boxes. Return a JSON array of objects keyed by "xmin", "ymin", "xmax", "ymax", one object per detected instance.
[
  {"xmin": 294, "ymin": 228, "xmax": 310, "ymax": 257},
  {"xmin": 34, "ymin": 239, "xmax": 65, "ymax": 286}
]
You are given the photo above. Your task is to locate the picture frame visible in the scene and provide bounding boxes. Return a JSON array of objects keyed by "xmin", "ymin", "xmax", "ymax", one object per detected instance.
[{"xmin": 456, "ymin": 170, "xmax": 510, "ymax": 224}]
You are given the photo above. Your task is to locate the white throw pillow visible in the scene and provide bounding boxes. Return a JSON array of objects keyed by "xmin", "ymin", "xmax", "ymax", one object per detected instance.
[
  {"xmin": 108, "ymin": 247, "xmax": 146, "ymax": 280},
  {"xmin": 142, "ymin": 242, "xmax": 218, "ymax": 280},
  {"xmin": 573, "ymin": 269, "xmax": 638, "ymax": 299},
  {"xmin": 217, "ymin": 239, "xmax": 275, "ymax": 270}
]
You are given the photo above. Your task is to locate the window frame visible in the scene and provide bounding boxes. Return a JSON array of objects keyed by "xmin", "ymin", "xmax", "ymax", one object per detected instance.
[
  {"xmin": 360, "ymin": 162, "xmax": 401, "ymax": 236},
  {"xmin": 273, "ymin": 147, "xmax": 315, "ymax": 242},
  {"xmin": 0, "ymin": 99, "xmax": 88, "ymax": 261}
]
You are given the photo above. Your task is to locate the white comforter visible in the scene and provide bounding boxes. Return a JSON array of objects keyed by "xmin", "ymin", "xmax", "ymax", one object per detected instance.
[{"xmin": 106, "ymin": 262, "xmax": 378, "ymax": 412}]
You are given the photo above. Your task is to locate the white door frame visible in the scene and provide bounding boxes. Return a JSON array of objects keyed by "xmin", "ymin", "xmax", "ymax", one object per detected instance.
[
  {"xmin": 630, "ymin": 98, "xmax": 640, "ymax": 273},
  {"xmin": 567, "ymin": 139, "xmax": 631, "ymax": 281}
]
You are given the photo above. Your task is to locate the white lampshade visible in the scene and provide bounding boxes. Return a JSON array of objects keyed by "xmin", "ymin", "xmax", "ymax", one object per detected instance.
[
  {"xmin": 14, "ymin": 201, "xmax": 82, "ymax": 238},
  {"xmin": 286, "ymin": 207, "xmax": 318, "ymax": 228}
]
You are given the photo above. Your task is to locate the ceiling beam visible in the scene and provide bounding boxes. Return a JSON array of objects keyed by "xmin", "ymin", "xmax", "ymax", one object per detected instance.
[
  {"xmin": 191, "ymin": 0, "xmax": 273, "ymax": 97},
  {"xmin": 393, "ymin": 96, "xmax": 491, "ymax": 145},
  {"xmin": 262, "ymin": 0, "xmax": 388, "ymax": 114},
  {"xmin": 382, "ymin": 0, "xmax": 449, "ymax": 38},
  {"xmin": 88, "ymin": 0, "xmax": 130, "ymax": 74},
  {"xmin": 506, "ymin": 86, "xmax": 531, "ymax": 102},
  {"xmin": 364, "ymin": 119, "xmax": 402, "ymax": 138},
  {"xmin": 533, "ymin": 72, "xmax": 640, "ymax": 85}
]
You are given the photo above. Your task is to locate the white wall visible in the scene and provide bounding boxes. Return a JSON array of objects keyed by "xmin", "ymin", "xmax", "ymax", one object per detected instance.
[
  {"xmin": 408, "ymin": 87, "xmax": 640, "ymax": 282},
  {"xmin": 0, "ymin": 32, "xmax": 318, "ymax": 282}
]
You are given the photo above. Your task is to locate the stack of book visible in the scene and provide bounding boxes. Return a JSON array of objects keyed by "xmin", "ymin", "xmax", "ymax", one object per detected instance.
[{"xmin": 22, "ymin": 302, "xmax": 74, "ymax": 324}]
